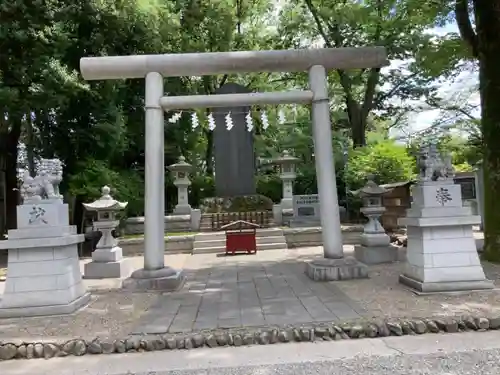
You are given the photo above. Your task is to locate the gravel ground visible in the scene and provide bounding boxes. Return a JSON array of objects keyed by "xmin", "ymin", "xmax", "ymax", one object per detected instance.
[
  {"xmin": 1, "ymin": 247, "xmax": 500, "ymax": 341},
  {"xmin": 335, "ymin": 259, "xmax": 500, "ymax": 320},
  {"xmin": 141, "ymin": 349, "xmax": 500, "ymax": 375},
  {"xmin": 0, "ymin": 291, "xmax": 158, "ymax": 341}
]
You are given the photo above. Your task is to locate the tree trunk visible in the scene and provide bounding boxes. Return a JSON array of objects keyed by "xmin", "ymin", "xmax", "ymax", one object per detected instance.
[
  {"xmin": 475, "ymin": 0, "xmax": 500, "ymax": 261},
  {"xmin": 1, "ymin": 123, "xmax": 21, "ymax": 230},
  {"xmin": 350, "ymin": 115, "xmax": 366, "ymax": 148},
  {"xmin": 26, "ymin": 113, "xmax": 36, "ymax": 176}
]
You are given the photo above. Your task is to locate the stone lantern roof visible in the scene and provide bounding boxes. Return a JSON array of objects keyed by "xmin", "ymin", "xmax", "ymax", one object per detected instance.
[
  {"xmin": 168, "ymin": 155, "xmax": 192, "ymax": 172},
  {"xmin": 82, "ymin": 186, "xmax": 128, "ymax": 211},
  {"xmin": 273, "ymin": 150, "xmax": 299, "ymax": 165},
  {"xmin": 352, "ymin": 175, "xmax": 392, "ymax": 197}
]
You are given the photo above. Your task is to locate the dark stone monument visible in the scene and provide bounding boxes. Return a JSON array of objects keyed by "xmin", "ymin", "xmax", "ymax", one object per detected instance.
[{"xmin": 213, "ymin": 83, "xmax": 256, "ymax": 197}]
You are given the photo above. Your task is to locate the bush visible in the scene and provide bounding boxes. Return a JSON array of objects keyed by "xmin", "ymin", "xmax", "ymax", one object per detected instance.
[
  {"xmin": 345, "ymin": 141, "xmax": 416, "ymax": 190},
  {"xmin": 67, "ymin": 159, "xmax": 144, "ymax": 217}
]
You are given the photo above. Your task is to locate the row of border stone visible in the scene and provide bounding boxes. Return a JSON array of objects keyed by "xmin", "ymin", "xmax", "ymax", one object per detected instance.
[{"xmin": 1, "ymin": 316, "xmax": 499, "ymax": 361}]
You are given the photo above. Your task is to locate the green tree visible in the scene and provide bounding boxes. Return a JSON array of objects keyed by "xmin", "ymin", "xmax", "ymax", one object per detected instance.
[
  {"xmin": 345, "ymin": 140, "xmax": 416, "ymax": 190},
  {"xmin": 455, "ymin": 0, "xmax": 500, "ymax": 260},
  {"xmin": 278, "ymin": 0, "xmax": 470, "ymax": 147}
]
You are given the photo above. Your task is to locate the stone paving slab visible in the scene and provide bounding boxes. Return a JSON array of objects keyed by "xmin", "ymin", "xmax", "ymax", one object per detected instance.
[{"xmin": 131, "ymin": 250, "xmax": 365, "ymax": 335}]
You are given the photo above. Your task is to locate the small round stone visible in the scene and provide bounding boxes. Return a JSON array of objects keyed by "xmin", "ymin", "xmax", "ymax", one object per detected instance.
[
  {"xmin": 445, "ymin": 320, "xmax": 459, "ymax": 333},
  {"xmin": 16, "ymin": 344, "xmax": 27, "ymax": 359},
  {"xmin": 43, "ymin": 343, "xmax": 59, "ymax": 359},
  {"xmin": 184, "ymin": 337, "xmax": 194, "ymax": 349},
  {"xmin": 115, "ymin": 340, "xmax": 126, "ymax": 353},
  {"xmin": 464, "ymin": 317, "xmax": 478, "ymax": 330},
  {"xmin": 413, "ymin": 320, "xmax": 427, "ymax": 334},
  {"xmin": 364, "ymin": 324, "xmax": 378, "ymax": 338},
  {"xmin": 314, "ymin": 327, "xmax": 328, "ymax": 338},
  {"xmin": 26, "ymin": 344, "xmax": 35, "ymax": 359},
  {"xmin": 258, "ymin": 331, "xmax": 270, "ymax": 345},
  {"xmin": 376, "ymin": 323, "xmax": 390, "ymax": 337},
  {"xmin": 176, "ymin": 337, "xmax": 185, "ymax": 349},
  {"xmin": 216, "ymin": 334, "xmax": 228, "ymax": 346},
  {"xmin": 233, "ymin": 334, "xmax": 243, "ymax": 346},
  {"xmin": 426, "ymin": 320, "xmax": 440, "ymax": 333},
  {"xmin": 401, "ymin": 321, "xmax": 415, "ymax": 335},
  {"xmin": 0, "ymin": 343, "xmax": 17, "ymax": 360},
  {"xmin": 300, "ymin": 328, "xmax": 312, "ymax": 341},
  {"xmin": 476, "ymin": 317, "xmax": 490, "ymax": 330},
  {"xmin": 387, "ymin": 322, "xmax": 403, "ymax": 336},
  {"xmin": 101, "ymin": 342, "xmax": 115, "ymax": 354},
  {"xmin": 166, "ymin": 337, "xmax": 177, "ymax": 349},
  {"xmin": 270, "ymin": 329, "xmax": 279, "ymax": 344},
  {"xmin": 348, "ymin": 325, "xmax": 364, "ymax": 338},
  {"xmin": 125, "ymin": 337, "xmax": 140, "ymax": 351},
  {"xmin": 278, "ymin": 330, "xmax": 290, "ymax": 343},
  {"xmin": 34, "ymin": 343, "xmax": 44, "ymax": 358},
  {"xmin": 489, "ymin": 317, "xmax": 500, "ymax": 330},
  {"xmin": 192, "ymin": 334, "xmax": 205, "ymax": 348},
  {"xmin": 205, "ymin": 334, "xmax": 218, "ymax": 348},
  {"xmin": 293, "ymin": 329, "xmax": 302, "ymax": 341},
  {"xmin": 242, "ymin": 334, "xmax": 254, "ymax": 345},
  {"xmin": 87, "ymin": 339, "xmax": 102, "ymax": 354}
]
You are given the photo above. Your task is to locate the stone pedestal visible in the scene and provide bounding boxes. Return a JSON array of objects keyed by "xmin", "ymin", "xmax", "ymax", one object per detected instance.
[
  {"xmin": 353, "ymin": 175, "xmax": 398, "ymax": 264},
  {"xmin": 280, "ymin": 178, "xmax": 294, "ymax": 210},
  {"xmin": 0, "ymin": 203, "xmax": 90, "ymax": 317},
  {"xmin": 399, "ymin": 181, "xmax": 493, "ymax": 294},
  {"xmin": 355, "ymin": 233, "xmax": 398, "ymax": 264},
  {"xmin": 305, "ymin": 257, "xmax": 368, "ymax": 281},
  {"xmin": 122, "ymin": 267, "xmax": 185, "ymax": 291}
]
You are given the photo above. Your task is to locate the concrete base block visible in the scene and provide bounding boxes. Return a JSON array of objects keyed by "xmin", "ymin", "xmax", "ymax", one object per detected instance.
[
  {"xmin": 0, "ymin": 292, "xmax": 90, "ymax": 318},
  {"xmin": 399, "ymin": 274, "xmax": 495, "ymax": 295},
  {"xmin": 84, "ymin": 259, "xmax": 132, "ymax": 279},
  {"xmin": 354, "ymin": 244, "xmax": 398, "ymax": 264},
  {"xmin": 122, "ymin": 267, "xmax": 185, "ymax": 292},
  {"xmin": 305, "ymin": 256, "xmax": 369, "ymax": 281}
]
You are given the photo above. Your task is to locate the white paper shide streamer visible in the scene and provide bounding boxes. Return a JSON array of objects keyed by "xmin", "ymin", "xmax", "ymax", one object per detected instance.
[
  {"xmin": 168, "ymin": 112, "xmax": 182, "ymax": 124},
  {"xmin": 191, "ymin": 112, "xmax": 199, "ymax": 129},
  {"xmin": 278, "ymin": 109, "xmax": 286, "ymax": 125},
  {"xmin": 225, "ymin": 111, "xmax": 234, "ymax": 130},
  {"xmin": 261, "ymin": 110, "xmax": 269, "ymax": 130},
  {"xmin": 207, "ymin": 112, "xmax": 216, "ymax": 131},
  {"xmin": 245, "ymin": 112, "xmax": 253, "ymax": 132}
]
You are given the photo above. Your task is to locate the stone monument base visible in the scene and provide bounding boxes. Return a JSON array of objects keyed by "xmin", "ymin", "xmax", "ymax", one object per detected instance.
[
  {"xmin": 84, "ymin": 246, "xmax": 132, "ymax": 279},
  {"xmin": 84, "ymin": 259, "xmax": 132, "ymax": 279},
  {"xmin": 354, "ymin": 244, "xmax": 398, "ymax": 264},
  {"xmin": 0, "ymin": 293, "xmax": 90, "ymax": 318},
  {"xmin": 305, "ymin": 256, "xmax": 369, "ymax": 281},
  {"xmin": 122, "ymin": 267, "xmax": 185, "ymax": 291},
  {"xmin": 399, "ymin": 273, "xmax": 494, "ymax": 295}
]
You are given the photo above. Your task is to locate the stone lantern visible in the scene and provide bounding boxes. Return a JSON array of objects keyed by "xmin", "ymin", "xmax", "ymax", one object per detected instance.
[
  {"xmin": 353, "ymin": 175, "xmax": 398, "ymax": 264},
  {"xmin": 83, "ymin": 186, "xmax": 131, "ymax": 279},
  {"xmin": 274, "ymin": 150, "xmax": 299, "ymax": 210},
  {"xmin": 168, "ymin": 156, "xmax": 192, "ymax": 215}
]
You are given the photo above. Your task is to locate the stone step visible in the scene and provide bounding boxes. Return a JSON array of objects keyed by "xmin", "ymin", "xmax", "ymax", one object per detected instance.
[
  {"xmin": 258, "ymin": 242, "xmax": 287, "ymax": 250},
  {"xmin": 192, "ymin": 239, "xmax": 226, "ymax": 249},
  {"xmin": 256, "ymin": 235, "xmax": 287, "ymax": 244},
  {"xmin": 194, "ymin": 232, "xmax": 226, "ymax": 242},
  {"xmin": 192, "ymin": 245, "xmax": 226, "ymax": 254},
  {"xmin": 256, "ymin": 228, "xmax": 284, "ymax": 237},
  {"xmin": 193, "ymin": 236, "xmax": 286, "ymax": 249},
  {"xmin": 193, "ymin": 242, "xmax": 287, "ymax": 254}
]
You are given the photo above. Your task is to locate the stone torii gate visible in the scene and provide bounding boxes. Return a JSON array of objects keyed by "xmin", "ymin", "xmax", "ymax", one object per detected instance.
[{"xmin": 80, "ymin": 47, "xmax": 389, "ymax": 290}]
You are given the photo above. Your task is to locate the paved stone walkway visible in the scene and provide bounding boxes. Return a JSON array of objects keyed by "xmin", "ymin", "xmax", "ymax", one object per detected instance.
[{"xmin": 131, "ymin": 250, "xmax": 366, "ymax": 334}]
